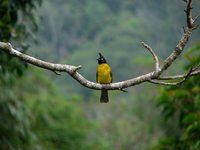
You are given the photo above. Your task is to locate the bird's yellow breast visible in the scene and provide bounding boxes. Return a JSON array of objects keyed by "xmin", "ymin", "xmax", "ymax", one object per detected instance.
[{"xmin": 97, "ymin": 64, "xmax": 112, "ymax": 84}]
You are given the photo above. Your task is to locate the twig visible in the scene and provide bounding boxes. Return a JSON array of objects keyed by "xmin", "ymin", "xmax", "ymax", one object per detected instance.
[
  {"xmin": 150, "ymin": 66, "xmax": 194, "ymax": 86},
  {"xmin": 142, "ymin": 42, "xmax": 160, "ymax": 72},
  {"xmin": 193, "ymin": 15, "xmax": 200, "ymax": 23},
  {"xmin": 119, "ymin": 88, "xmax": 128, "ymax": 93},
  {"xmin": 158, "ymin": 69, "xmax": 200, "ymax": 80},
  {"xmin": 149, "ymin": 79, "xmax": 186, "ymax": 86},
  {"xmin": 53, "ymin": 71, "xmax": 61, "ymax": 75}
]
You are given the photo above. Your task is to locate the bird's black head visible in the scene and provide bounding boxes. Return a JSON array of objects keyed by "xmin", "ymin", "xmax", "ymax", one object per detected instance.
[{"xmin": 97, "ymin": 53, "xmax": 107, "ymax": 64}]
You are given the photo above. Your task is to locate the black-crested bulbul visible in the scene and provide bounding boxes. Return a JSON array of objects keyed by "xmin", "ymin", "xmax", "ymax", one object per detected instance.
[{"xmin": 96, "ymin": 53, "xmax": 112, "ymax": 103}]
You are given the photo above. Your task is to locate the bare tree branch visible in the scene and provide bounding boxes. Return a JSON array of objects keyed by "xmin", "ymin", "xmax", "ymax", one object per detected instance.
[
  {"xmin": 142, "ymin": 42, "xmax": 160, "ymax": 72},
  {"xmin": 0, "ymin": 42, "xmax": 158, "ymax": 90},
  {"xmin": 159, "ymin": 0, "xmax": 199, "ymax": 74},
  {"xmin": 149, "ymin": 78, "xmax": 187, "ymax": 86},
  {"xmin": 160, "ymin": 28, "xmax": 193, "ymax": 74},
  {"xmin": 0, "ymin": 0, "xmax": 199, "ymax": 91},
  {"xmin": 149, "ymin": 66, "xmax": 194, "ymax": 86},
  {"xmin": 158, "ymin": 69, "xmax": 200, "ymax": 80},
  {"xmin": 186, "ymin": 0, "xmax": 193, "ymax": 28}
]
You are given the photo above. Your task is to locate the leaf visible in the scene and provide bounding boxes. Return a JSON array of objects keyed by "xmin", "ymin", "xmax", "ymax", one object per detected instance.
[
  {"xmin": 182, "ymin": 113, "xmax": 196, "ymax": 125},
  {"xmin": 195, "ymin": 140, "xmax": 200, "ymax": 149},
  {"xmin": 186, "ymin": 122, "xmax": 200, "ymax": 135}
]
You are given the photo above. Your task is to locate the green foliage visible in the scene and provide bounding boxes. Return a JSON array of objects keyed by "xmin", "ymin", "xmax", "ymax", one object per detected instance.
[
  {"xmin": 0, "ymin": 0, "xmax": 41, "ymax": 81},
  {"xmin": 17, "ymin": 68, "xmax": 100, "ymax": 150},
  {"xmin": 0, "ymin": 0, "xmax": 41, "ymax": 149},
  {"xmin": 0, "ymin": 87, "xmax": 35, "ymax": 149},
  {"xmin": 154, "ymin": 43, "xmax": 200, "ymax": 150}
]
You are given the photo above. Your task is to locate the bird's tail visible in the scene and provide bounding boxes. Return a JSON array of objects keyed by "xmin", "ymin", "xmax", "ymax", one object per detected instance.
[{"xmin": 100, "ymin": 89, "xmax": 109, "ymax": 103}]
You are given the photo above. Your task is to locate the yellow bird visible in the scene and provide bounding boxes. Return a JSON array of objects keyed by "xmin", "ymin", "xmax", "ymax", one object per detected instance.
[{"xmin": 96, "ymin": 53, "xmax": 112, "ymax": 103}]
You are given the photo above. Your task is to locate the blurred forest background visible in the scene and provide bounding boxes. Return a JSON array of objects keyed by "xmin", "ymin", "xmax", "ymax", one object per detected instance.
[{"xmin": 0, "ymin": 0, "xmax": 200, "ymax": 149}]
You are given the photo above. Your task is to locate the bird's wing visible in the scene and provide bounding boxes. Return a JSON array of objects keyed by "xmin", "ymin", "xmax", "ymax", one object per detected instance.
[
  {"xmin": 96, "ymin": 71, "xmax": 98, "ymax": 83},
  {"xmin": 110, "ymin": 70, "xmax": 113, "ymax": 83}
]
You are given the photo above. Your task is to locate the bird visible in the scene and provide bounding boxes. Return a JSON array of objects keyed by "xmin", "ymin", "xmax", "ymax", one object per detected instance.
[{"xmin": 96, "ymin": 53, "xmax": 112, "ymax": 103}]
